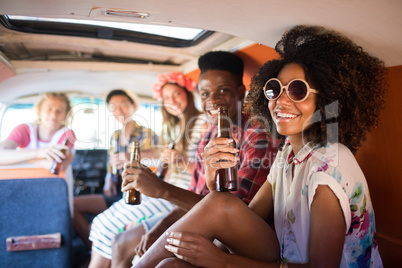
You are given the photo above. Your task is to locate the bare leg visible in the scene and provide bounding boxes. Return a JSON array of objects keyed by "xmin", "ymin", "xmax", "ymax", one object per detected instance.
[
  {"xmin": 73, "ymin": 194, "xmax": 108, "ymax": 249},
  {"xmin": 111, "ymin": 224, "xmax": 146, "ymax": 268},
  {"xmin": 88, "ymin": 250, "xmax": 111, "ymax": 268},
  {"xmin": 135, "ymin": 192, "xmax": 279, "ymax": 267},
  {"xmin": 156, "ymin": 257, "xmax": 196, "ymax": 268}
]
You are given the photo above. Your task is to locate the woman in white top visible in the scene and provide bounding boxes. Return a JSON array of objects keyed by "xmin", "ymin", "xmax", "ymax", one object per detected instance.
[
  {"xmin": 134, "ymin": 25, "xmax": 385, "ymax": 268},
  {"xmin": 0, "ymin": 92, "xmax": 75, "ymax": 170}
]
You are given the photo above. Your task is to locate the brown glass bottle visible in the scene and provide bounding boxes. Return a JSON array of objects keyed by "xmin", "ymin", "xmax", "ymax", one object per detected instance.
[
  {"xmin": 49, "ymin": 138, "xmax": 69, "ymax": 175},
  {"xmin": 155, "ymin": 141, "xmax": 175, "ymax": 180},
  {"xmin": 215, "ymin": 107, "xmax": 238, "ymax": 192},
  {"xmin": 124, "ymin": 141, "xmax": 142, "ymax": 205}
]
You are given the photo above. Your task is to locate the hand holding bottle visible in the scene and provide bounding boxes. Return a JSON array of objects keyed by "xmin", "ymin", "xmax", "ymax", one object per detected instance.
[
  {"xmin": 211, "ymin": 106, "xmax": 239, "ymax": 192},
  {"xmin": 49, "ymin": 138, "xmax": 70, "ymax": 174},
  {"xmin": 201, "ymin": 137, "xmax": 239, "ymax": 192},
  {"xmin": 121, "ymin": 161, "xmax": 167, "ymax": 199},
  {"xmin": 156, "ymin": 142, "xmax": 176, "ymax": 179},
  {"xmin": 37, "ymin": 143, "xmax": 69, "ymax": 163}
]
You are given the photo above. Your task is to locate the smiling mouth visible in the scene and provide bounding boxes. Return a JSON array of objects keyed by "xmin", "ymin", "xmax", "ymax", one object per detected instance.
[
  {"xmin": 276, "ymin": 112, "xmax": 298, "ymax": 119},
  {"xmin": 208, "ymin": 109, "xmax": 219, "ymax": 116}
]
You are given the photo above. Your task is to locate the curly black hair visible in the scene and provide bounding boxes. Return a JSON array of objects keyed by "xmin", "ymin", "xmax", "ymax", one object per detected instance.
[{"xmin": 244, "ymin": 25, "xmax": 386, "ymax": 153}]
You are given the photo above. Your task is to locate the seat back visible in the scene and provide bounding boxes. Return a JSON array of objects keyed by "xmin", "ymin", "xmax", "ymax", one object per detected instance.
[
  {"xmin": 72, "ymin": 149, "xmax": 108, "ymax": 194},
  {"xmin": 0, "ymin": 178, "xmax": 72, "ymax": 267}
]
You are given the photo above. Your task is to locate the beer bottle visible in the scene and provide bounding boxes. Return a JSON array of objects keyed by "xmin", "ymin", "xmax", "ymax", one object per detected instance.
[
  {"xmin": 155, "ymin": 141, "xmax": 175, "ymax": 180},
  {"xmin": 124, "ymin": 141, "xmax": 142, "ymax": 205},
  {"xmin": 111, "ymin": 132, "xmax": 120, "ymax": 176},
  {"xmin": 215, "ymin": 106, "xmax": 238, "ymax": 192},
  {"xmin": 50, "ymin": 138, "xmax": 69, "ymax": 175}
]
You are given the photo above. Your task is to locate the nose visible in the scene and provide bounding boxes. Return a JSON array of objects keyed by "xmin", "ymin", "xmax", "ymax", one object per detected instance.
[
  {"xmin": 171, "ymin": 96, "xmax": 178, "ymax": 106},
  {"xmin": 113, "ymin": 105, "xmax": 124, "ymax": 116},
  {"xmin": 276, "ymin": 88, "xmax": 292, "ymax": 105},
  {"xmin": 208, "ymin": 92, "xmax": 224, "ymax": 107},
  {"xmin": 49, "ymin": 109, "xmax": 58, "ymax": 118}
]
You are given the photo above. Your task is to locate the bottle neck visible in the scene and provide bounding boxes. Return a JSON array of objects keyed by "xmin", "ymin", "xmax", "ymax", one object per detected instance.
[
  {"xmin": 168, "ymin": 141, "xmax": 176, "ymax": 150},
  {"xmin": 60, "ymin": 137, "xmax": 69, "ymax": 152},
  {"xmin": 217, "ymin": 108, "xmax": 232, "ymax": 138},
  {"xmin": 130, "ymin": 142, "xmax": 141, "ymax": 161}
]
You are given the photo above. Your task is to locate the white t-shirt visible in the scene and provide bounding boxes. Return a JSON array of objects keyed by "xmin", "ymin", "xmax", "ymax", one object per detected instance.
[{"xmin": 268, "ymin": 142, "xmax": 382, "ymax": 267}]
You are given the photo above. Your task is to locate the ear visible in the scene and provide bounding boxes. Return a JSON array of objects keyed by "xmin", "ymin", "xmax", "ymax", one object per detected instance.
[{"xmin": 238, "ymin": 84, "xmax": 246, "ymax": 100}]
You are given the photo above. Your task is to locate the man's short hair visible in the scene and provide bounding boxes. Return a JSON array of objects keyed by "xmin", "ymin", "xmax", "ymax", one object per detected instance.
[{"xmin": 198, "ymin": 51, "xmax": 244, "ymax": 83}]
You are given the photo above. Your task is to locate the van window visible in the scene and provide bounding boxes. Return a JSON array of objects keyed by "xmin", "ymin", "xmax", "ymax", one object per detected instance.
[
  {"xmin": 0, "ymin": 96, "xmax": 162, "ymax": 149},
  {"xmin": 1, "ymin": 15, "xmax": 213, "ymax": 49},
  {"xmin": 1, "ymin": 103, "xmax": 36, "ymax": 141}
]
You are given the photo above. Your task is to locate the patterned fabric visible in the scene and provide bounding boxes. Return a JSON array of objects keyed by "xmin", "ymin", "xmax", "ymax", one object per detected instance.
[
  {"xmin": 190, "ymin": 113, "xmax": 279, "ymax": 205},
  {"xmin": 164, "ymin": 115, "xmax": 206, "ymax": 189},
  {"xmin": 268, "ymin": 142, "xmax": 382, "ymax": 267},
  {"xmin": 89, "ymin": 116, "xmax": 205, "ymax": 259},
  {"xmin": 7, "ymin": 123, "xmax": 75, "ymax": 149},
  {"xmin": 107, "ymin": 121, "xmax": 158, "ymax": 174},
  {"xmin": 89, "ymin": 195, "xmax": 175, "ymax": 258}
]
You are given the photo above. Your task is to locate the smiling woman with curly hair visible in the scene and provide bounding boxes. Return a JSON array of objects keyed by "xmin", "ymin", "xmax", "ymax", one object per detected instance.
[
  {"xmin": 245, "ymin": 25, "xmax": 386, "ymax": 154},
  {"xmin": 131, "ymin": 25, "xmax": 386, "ymax": 268}
]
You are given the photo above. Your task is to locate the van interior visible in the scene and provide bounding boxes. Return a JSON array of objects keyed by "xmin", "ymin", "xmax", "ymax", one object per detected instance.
[{"xmin": 0, "ymin": 0, "xmax": 401, "ymax": 266}]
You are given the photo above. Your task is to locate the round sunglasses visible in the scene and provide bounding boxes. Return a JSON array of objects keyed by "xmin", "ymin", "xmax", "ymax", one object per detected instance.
[{"xmin": 263, "ymin": 78, "xmax": 318, "ymax": 102}]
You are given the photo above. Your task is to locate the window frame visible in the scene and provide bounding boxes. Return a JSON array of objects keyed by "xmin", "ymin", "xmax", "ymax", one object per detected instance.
[{"xmin": 0, "ymin": 15, "xmax": 214, "ymax": 48}]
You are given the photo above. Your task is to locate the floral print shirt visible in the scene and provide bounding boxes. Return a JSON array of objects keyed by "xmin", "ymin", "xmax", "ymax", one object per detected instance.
[
  {"xmin": 268, "ymin": 142, "xmax": 382, "ymax": 267},
  {"xmin": 107, "ymin": 121, "xmax": 158, "ymax": 174}
]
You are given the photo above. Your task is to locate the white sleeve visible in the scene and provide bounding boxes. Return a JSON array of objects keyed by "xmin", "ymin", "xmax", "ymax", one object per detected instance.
[{"xmin": 308, "ymin": 172, "xmax": 351, "ymax": 234}]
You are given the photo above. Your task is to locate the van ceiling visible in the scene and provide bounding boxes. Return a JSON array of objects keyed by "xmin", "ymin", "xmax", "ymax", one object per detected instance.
[
  {"xmin": 0, "ymin": 0, "xmax": 401, "ymax": 101},
  {"xmin": 1, "ymin": 0, "xmax": 401, "ymax": 65},
  {"xmin": 0, "ymin": 15, "xmax": 218, "ymax": 65}
]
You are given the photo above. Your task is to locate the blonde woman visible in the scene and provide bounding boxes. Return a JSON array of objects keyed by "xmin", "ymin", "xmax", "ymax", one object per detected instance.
[{"xmin": 0, "ymin": 92, "xmax": 75, "ymax": 170}]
